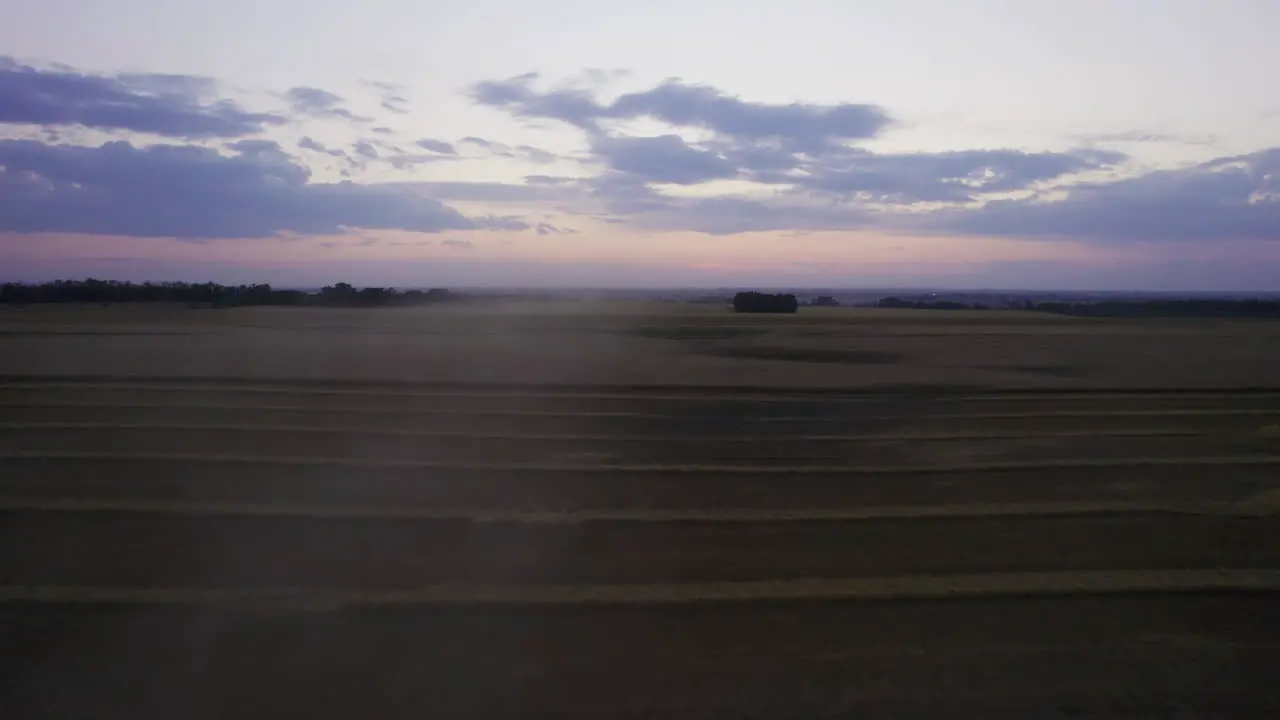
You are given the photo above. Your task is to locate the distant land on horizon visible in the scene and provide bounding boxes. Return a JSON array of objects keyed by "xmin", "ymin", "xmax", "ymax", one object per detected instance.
[{"xmin": 6, "ymin": 280, "xmax": 1280, "ymax": 304}]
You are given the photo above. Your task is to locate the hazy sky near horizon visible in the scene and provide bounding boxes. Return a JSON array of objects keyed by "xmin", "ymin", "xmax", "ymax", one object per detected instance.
[{"xmin": 3, "ymin": 0, "xmax": 1279, "ymax": 289}]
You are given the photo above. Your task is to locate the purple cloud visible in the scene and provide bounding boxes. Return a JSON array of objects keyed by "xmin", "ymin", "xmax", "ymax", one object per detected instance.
[
  {"xmin": 362, "ymin": 80, "xmax": 410, "ymax": 114},
  {"xmin": 0, "ymin": 139, "xmax": 487, "ymax": 238},
  {"xmin": 535, "ymin": 223, "xmax": 578, "ymax": 235},
  {"xmin": 524, "ymin": 175, "xmax": 577, "ymax": 186},
  {"xmin": 932, "ymin": 148, "xmax": 1280, "ymax": 243},
  {"xmin": 590, "ymin": 134, "xmax": 736, "ymax": 185},
  {"xmin": 298, "ymin": 136, "xmax": 349, "ymax": 159},
  {"xmin": 472, "ymin": 72, "xmax": 1124, "ymax": 205},
  {"xmin": 1073, "ymin": 130, "xmax": 1220, "ymax": 147},
  {"xmin": 472, "ymin": 74, "xmax": 891, "ymax": 149},
  {"xmin": 782, "ymin": 147, "xmax": 1127, "ymax": 204},
  {"xmin": 416, "ymin": 138, "xmax": 456, "ymax": 155},
  {"xmin": 579, "ymin": 135, "xmax": 1123, "ymax": 205},
  {"xmin": 284, "ymin": 86, "xmax": 370, "ymax": 122},
  {"xmin": 0, "ymin": 56, "xmax": 283, "ymax": 138},
  {"xmin": 352, "ymin": 140, "xmax": 380, "ymax": 159},
  {"xmin": 471, "ymin": 72, "xmax": 601, "ymax": 131}
]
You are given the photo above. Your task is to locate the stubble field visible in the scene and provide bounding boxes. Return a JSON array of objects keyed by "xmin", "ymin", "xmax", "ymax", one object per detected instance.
[{"xmin": 2, "ymin": 302, "xmax": 1279, "ymax": 717}]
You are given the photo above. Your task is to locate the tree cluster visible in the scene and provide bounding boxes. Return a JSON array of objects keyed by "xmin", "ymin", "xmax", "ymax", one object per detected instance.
[
  {"xmin": 733, "ymin": 291, "xmax": 799, "ymax": 314},
  {"xmin": 877, "ymin": 297, "xmax": 989, "ymax": 310},
  {"xmin": 0, "ymin": 280, "xmax": 458, "ymax": 308},
  {"xmin": 314, "ymin": 283, "xmax": 456, "ymax": 307}
]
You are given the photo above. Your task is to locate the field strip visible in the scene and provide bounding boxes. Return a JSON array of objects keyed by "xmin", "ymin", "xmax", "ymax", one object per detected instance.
[
  {"xmin": 4, "ymin": 451, "xmax": 1280, "ymax": 474},
  {"xmin": 4, "ymin": 570, "xmax": 1279, "ymax": 607},
  {"xmin": 3, "ymin": 400, "xmax": 1279, "ymax": 422},
  {"xmin": 0, "ymin": 401, "xmax": 656, "ymax": 418},
  {"xmin": 0, "ymin": 422, "xmax": 1214, "ymax": 443},
  {"xmin": 4, "ymin": 380, "xmax": 1280, "ymax": 404},
  {"xmin": 0, "ymin": 497, "xmax": 1236, "ymax": 523}
]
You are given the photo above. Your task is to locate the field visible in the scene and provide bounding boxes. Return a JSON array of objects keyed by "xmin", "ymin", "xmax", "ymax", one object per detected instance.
[{"xmin": 2, "ymin": 302, "xmax": 1280, "ymax": 717}]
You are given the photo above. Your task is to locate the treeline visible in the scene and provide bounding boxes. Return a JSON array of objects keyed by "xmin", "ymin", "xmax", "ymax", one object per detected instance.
[
  {"xmin": 0, "ymin": 280, "xmax": 459, "ymax": 308},
  {"xmin": 877, "ymin": 297, "xmax": 989, "ymax": 310},
  {"xmin": 876, "ymin": 295, "xmax": 1280, "ymax": 318},
  {"xmin": 733, "ymin": 292, "xmax": 799, "ymax": 314},
  {"xmin": 1030, "ymin": 300, "xmax": 1280, "ymax": 318}
]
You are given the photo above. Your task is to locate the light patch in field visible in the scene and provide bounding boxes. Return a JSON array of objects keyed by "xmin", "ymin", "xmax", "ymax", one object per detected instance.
[{"xmin": 1234, "ymin": 488, "xmax": 1280, "ymax": 515}]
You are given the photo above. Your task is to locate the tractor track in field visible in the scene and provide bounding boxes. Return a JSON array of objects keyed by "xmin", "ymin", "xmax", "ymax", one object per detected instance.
[{"xmin": 3, "ymin": 376, "xmax": 1280, "ymax": 716}]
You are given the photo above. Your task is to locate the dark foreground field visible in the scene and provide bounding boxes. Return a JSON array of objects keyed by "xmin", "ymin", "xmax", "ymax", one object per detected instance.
[{"xmin": 2, "ymin": 304, "xmax": 1279, "ymax": 717}]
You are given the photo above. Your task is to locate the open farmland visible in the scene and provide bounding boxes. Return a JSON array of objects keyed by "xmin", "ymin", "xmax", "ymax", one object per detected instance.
[{"xmin": 3, "ymin": 302, "xmax": 1280, "ymax": 717}]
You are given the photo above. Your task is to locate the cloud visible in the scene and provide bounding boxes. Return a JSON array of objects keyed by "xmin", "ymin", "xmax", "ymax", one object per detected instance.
[
  {"xmin": 298, "ymin": 136, "xmax": 348, "ymax": 159},
  {"xmin": 382, "ymin": 153, "xmax": 456, "ymax": 169},
  {"xmin": 284, "ymin": 86, "xmax": 370, "ymax": 122},
  {"xmin": 472, "ymin": 74, "xmax": 892, "ymax": 150},
  {"xmin": 7, "ymin": 60, "xmax": 1271, "ymax": 248},
  {"xmin": 352, "ymin": 140, "xmax": 380, "ymax": 159},
  {"xmin": 471, "ymin": 72, "xmax": 601, "ymax": 131},
  {"xmin": 0, "ymin": 56, "xmax": 283, "ymax": 138},
  {"xmin": 226, "ymin": 139, "xmax": 290, "ymax": 159},
  {"xmin": 0, "ymin": 139, "xmax": 493, "ymax": 238},
  {"xmin": 574, "ymin": 144, "xmax": 1278, "ymax": 241},
  {"xmin": 362, "ymin": 80, "xmax": 410, "ymax": 114},
  {"xmin": 472, "ymin": 71, "xmax": 1125, "ymax": 210},
  {"xmin": 784, "ymin": 147, "xmax": 1127, "ymax": 203},
  {"xmin": 582, "ymin": 137, "xmax": 1122, "ymax": 204},
  {"xmin": 930, "ymin": 148, "xmax": 1280, "ymax": 243},
  {"xmin": 462, "ymin": 71, "xmax": 1279, "ymax": 242},
  {"xmin": 535, "ymin": 223, "xmax": 579, "ymax": 236},
  {"xmin": 593, "ymin": 131, "xmax": 1122, "ymax": 205},
  {"xmin": 515, "ymin": 145, "xmax": 556, "ymax": 165},
  {"xmin": 524, "ymin": 175, "xmax": 578, "ymax": 186},
  {"xmin": 114, "ymin": 73, "xmax": 218, "ymax": 98},
  {"xmin": 1073, "ymin": 130, "xmax": 1220, "ymax": 147},
  {"xmin": 474, "ymin": 215, "xmax": 531, "ymax": 231},
  {"xmin": 531, "ymin": 167, "xmax": 876, "ymax": 235},
  {"xmin": 442, "ymin": 238, "xmax": 474, "ymax": 249},
  {"xmin": 609, "ymin": 81, "xmax": 891, "ymax": 150},
  {"xmin": 348, "ymin": 138, "xmax": 466, "ymax": 170},
  {"xmin": 416, "ymin": 138, "xmax": 456, "ymax": 155},
  {"xmin": 590, "ymin": 133, "xmax": 737, "ymax": 185},
  {"xmin": 454, "ymin": 136, "xmax": 562, "ymax": 165},
  {"xmin": 420, "ymin": 181, "xmax": 577, "ymax": 203},
  {"xmin": 613, "ymin": 193, "xmax": 876, "ymax": 235}
]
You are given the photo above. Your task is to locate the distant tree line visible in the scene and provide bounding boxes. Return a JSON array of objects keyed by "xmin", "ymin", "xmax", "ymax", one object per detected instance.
[
  {"xmin": 733, "ymin": 291, "xmax": 799, "ymax": 314},
  {"xmin": 314, "ymin": 283, "xmax": 457, "ymax": 307},
  {"xmin": 877, "ymin": 297, "xmax": 989, "ymax": 310},
  {"xmin": 876, "ymin": 295, "xmax": 1280, "ymax": 318},
  {"xmin": 0, "ymin": 280, "xmax": 459, "ymax": 308},
  {"xmin": 1028, "ymin": 299, "xmax": 1280, "ymax": 318}
]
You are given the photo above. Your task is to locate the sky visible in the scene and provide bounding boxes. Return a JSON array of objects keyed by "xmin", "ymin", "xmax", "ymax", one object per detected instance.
[{"xmin": 2, "ymin": 0, "xmax": 1279, "ymax": 290}]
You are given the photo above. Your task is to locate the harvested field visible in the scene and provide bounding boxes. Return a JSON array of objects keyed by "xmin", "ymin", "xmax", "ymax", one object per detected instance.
[{"xmin": 2, "ymin": 303, "xmax": 1279, "ymax": 717}]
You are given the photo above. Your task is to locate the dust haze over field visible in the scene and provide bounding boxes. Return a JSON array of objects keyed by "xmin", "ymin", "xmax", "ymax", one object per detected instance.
[{"xmin": 2, "ymin": 301, "xmax": 1280, "ymax": 717}]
